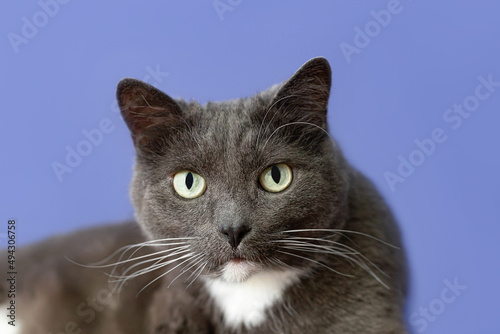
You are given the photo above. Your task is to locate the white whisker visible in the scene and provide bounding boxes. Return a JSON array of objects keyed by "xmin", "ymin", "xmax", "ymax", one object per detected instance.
[
  {"xmin": 108, "ymin": 248, "xmax": 193, "ymax": 295},
  {"xmin": 137, "ymin": 252, "xmax": 197, "ymax": 296},
  {"xmin": 167, "ymin": 253, "xmax": 204, "ymax": 288},
  {"xmin": 282, "ymin": 229, "xmax": 398, "ymax": 248},
  {"xmin": 262, "ymin": 121, "xmax": 334, "ymax": 151},
  {"xmin": 277, "ymin": 237, "xmax": 390, "ymax": 288},
  {"xmin": 186, "ymin": 260, "xmax": 209, "ymax": 290},
  {"xmin": 277, "ymin": 250, "xmax": 353, "ymax": 277},
  {"xmin": 256, "ymin": 94, "xmax": 298, "ymax": 145},
  {"xmin": 72, "ymin": 245, "xmax": 190, "ymax": 270},
  {"xmin": 285, "ymin": 237, "xmax": 391, "ymax": 278},
  {"xmin": 109, "ymin": 247, "xmax": 191, "ymax": 281}
]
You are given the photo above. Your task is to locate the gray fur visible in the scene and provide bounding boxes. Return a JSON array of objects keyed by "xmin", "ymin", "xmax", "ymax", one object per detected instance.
[
  {"xmin": 2, "ymin": 57, "xmax": 407, "ymax": 333},
  {"xmin": 119, "ymin": 57, "xmax": 408, "ymax": 333}
]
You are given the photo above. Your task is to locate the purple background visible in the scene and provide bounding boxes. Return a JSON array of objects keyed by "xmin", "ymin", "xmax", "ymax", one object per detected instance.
[{"xmin": 2, "ymin": 1, "xmax": 499, "ymax": 333}]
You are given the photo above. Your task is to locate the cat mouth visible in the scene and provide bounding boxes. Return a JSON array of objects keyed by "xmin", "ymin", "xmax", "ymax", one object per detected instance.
[{"xmin": 220, "ymin": 257, "xmax": 261, "ymax": 283}]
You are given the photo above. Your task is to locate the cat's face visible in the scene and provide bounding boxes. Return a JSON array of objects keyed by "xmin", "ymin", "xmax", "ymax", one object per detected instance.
[{"xmin": 117, "ymin": 58, "xmax": 349, "ymax": 282}]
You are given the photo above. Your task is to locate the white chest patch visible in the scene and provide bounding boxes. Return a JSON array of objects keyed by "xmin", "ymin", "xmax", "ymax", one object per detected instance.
[
  {"xmin": 0, "ymin": 304, "xmax": 21, "ymax": 334},
  {"xmin": 204, "ymin": 269, "xmax": 300, "ymax": 329}
]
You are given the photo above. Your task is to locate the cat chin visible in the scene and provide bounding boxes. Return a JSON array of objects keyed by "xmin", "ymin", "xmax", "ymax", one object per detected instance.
[{"xmin": 221, "ymin": 260, "xmax": 262, "ymax": 283}]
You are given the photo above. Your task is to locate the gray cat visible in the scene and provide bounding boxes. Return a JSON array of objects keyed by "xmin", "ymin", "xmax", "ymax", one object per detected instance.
[{"xmin": 1, "ymin": 57, "xmax": 408, "ymax": 333}]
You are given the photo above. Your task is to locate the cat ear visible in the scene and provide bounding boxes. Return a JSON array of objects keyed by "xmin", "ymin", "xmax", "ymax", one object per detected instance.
[
  {"xmin": 116, "ymin": 78, "xmax": 182, "ymax": 143},
  {"xmin": 271, "ymin": 57, "xmax": 331, "ymax": 127}
]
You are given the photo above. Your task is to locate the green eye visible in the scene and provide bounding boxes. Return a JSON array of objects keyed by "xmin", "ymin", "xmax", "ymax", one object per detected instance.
[
  {"xmin": 172, "ymin": 171, "xmax": 206, "ymax": 199},
  {"xmin": 259, "ymin": 164, "xmax": 293, "ymax": 193}
]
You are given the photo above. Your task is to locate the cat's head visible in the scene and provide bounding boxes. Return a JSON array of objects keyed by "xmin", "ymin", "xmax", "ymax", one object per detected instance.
[{"xmin": 117, "ymin": 57, "xmax": 350, "ymax": 283}]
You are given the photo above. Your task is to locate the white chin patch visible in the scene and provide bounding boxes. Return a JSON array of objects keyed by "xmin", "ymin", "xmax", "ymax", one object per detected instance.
[
  {"xmin": 221, "ymin": 260, "xmax": 260, "ymax": 283},
  {"xmin": 204, "ymin": 268, "xmax": 301, "ymax": 329}
]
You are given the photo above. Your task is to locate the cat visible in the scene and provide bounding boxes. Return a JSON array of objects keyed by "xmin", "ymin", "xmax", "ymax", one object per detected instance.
[
  {"xmin": 0, "ymin": 222, "xmax": 211, "ymax": 334},
  {"xmin": 1, "ymin": 57, "xmax": 408, "ymax": 334}
]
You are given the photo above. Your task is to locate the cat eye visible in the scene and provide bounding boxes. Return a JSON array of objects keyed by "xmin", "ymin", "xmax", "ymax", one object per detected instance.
[
  {"xmin": 172, "ymin": 171, "xmax": 206, "ymax": 199},
  {"xmin": 259, "ymin": 164, "xmax": 293, "ymax": 193}
]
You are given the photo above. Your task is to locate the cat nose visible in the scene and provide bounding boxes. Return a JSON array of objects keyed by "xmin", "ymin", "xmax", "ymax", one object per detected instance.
[{"xmin": 220, "ymin": 224, "xmax": 251, "ymax": 248}]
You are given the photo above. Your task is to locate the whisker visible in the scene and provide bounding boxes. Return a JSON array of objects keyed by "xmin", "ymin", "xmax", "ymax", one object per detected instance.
[
  {"xmin": 283, "ymin": 235, "xmax": 370, "ymax": 254},
  {"xmin": 268, "ymin": 256, "xmax": 298, "ymax": 272},
  {"xmin": 65, "ymin": 237, "xmax": 196, "ymax": 267},
  {"xmin": 256, "ymin": 94, "xmax": 298, "ymax": 145},
  {"xmin": 185, "ymin": 260, "xmax": 209, "ymax": 290},
  {"xmin": 287, "ymin": 237, "xmax": 390, "ymax": 273},
  {"xmin": 113, "ymin": 250, "xmax": 195, "ymax": 294},
  {"xmin": 281, "ymin": 244, "xmax": 364, "ymax": 272},
  {"xmin": 167, "ymin": 253, "xmax": 204, "ymax": 288},
  {"xmin": 282, "ymin": 229, "xmax": 398, "ymax": 249},
  {"xmin": 106, "ymin": 244, "xmax": 191, "ymax": 285},
  {"xmin": 71, "ymin": 245, "xmax": 190, "ymax": 270},
  {"xmin": 183, "ymin": 256, "xmax": 206, "ymax": 282},
  {"xmin": 278, "ymin": 239, "xmax": 390, "ymax": 288},
  {"xmin": 277, "ymin": 250, "xmax": 353, "ymax": 277},
  {"xmin": 262, "ymin": 121, "xmax": 334, "ymax": 151},
  {"xmin": 137, "ymin": 253, "xmax": 197, "ymax": 296},
  {"xmin": 121, "ymin": 242, "xmax": 191, "ymax": 265},
  {"xmin": 275, "ymin": 239, "xmax": 359, "ymax": 255},
  {"xmin": 281, "ymin": 238, "xmax": 390, "ymax": 275},
  {"xmin": 108, "ymin": 247, "xmax": 191, "ymax": 281},
  {"xmin": 107, "ymin": 249, "xmax": 193, "ymax": 296}
]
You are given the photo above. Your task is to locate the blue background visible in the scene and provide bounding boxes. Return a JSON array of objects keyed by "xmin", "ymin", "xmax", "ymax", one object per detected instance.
[{"xmin": 1, "ymin": 1, "xmax": 498, "ymax": 333}]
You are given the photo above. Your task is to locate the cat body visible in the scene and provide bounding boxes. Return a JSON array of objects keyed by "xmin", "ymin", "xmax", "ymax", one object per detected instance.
[
  {"xmin": 0, "ymin": 223, "xmax": 211, "ymax": 334},
  {"xmin": 2, "ymin": 57, "xmax": 408, "ymax": 333}
]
